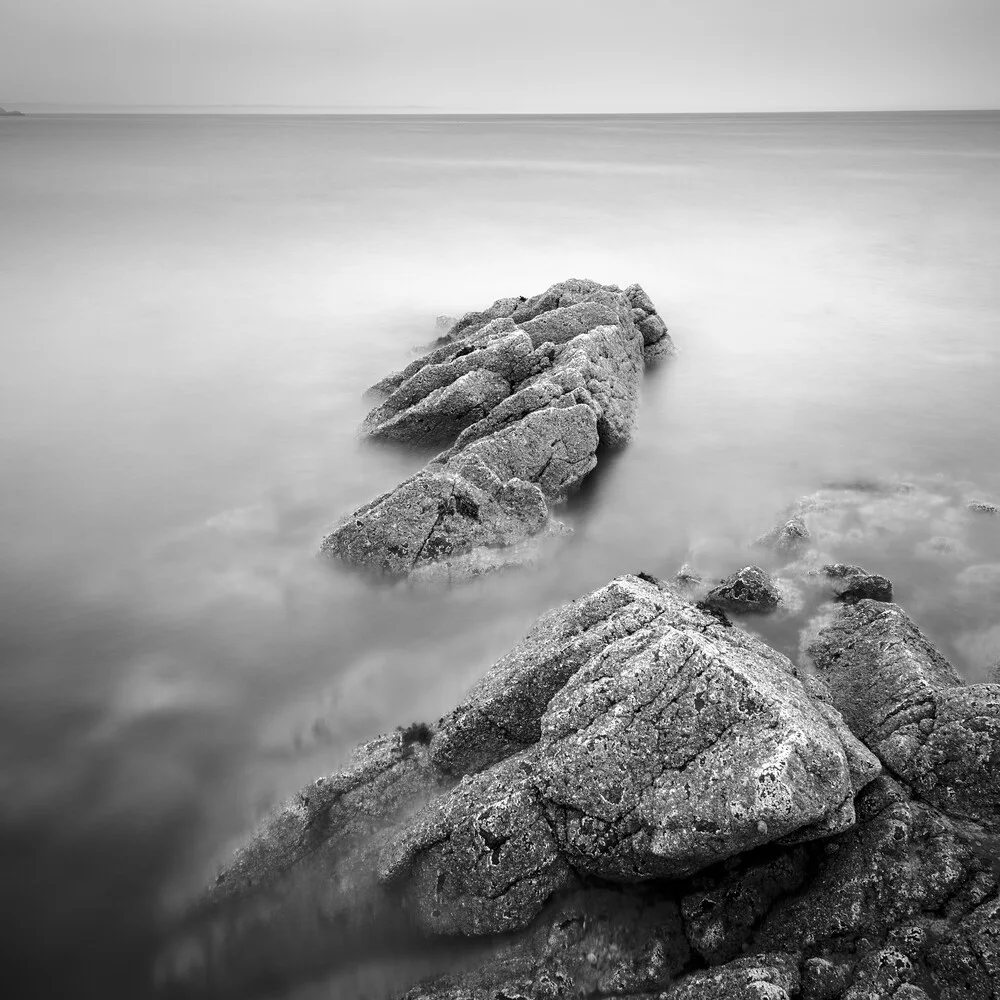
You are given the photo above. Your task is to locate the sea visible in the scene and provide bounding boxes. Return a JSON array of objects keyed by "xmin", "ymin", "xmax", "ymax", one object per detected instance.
[{"xmin": 1, "ymin": 111, "xmax": 999, "ymax": 997}]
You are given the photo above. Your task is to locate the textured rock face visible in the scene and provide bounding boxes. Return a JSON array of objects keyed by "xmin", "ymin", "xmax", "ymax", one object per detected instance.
[
  {"xmin": 808, "ymin": 600, "xmax": 1000, "ymax": 830},
  {"xmin": 323, "ymin": 279, "xmax": 672, "ymax": 580},
  {"xmin": 162, "ymin": 577, "xmax": 1000, "ymax": 1000},
  {"xmin": 384, "ymin": 578, "xmax": 876, "ymax": 937},
  {"xmin": 704, "ymin": 565, "xmax": 781, "ymax": 614}
]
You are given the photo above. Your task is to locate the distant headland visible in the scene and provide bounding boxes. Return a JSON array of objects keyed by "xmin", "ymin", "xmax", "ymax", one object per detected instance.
[{"xmin": 0, "ymin": 106, "xmax": 25, "ymax": 116}]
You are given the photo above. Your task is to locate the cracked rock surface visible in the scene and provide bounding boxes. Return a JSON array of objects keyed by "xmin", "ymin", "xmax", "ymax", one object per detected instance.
[
  {"xmin": 158, "ymin": 576, "xmax": 1000, "ymax": 1000},
  {"xmin": 808, "ymin": 599, "xmax": 1000, "ymax": 831},
  {"xmin": 321, "ymin": 279, "xmax": 673, "ymax": 581}
]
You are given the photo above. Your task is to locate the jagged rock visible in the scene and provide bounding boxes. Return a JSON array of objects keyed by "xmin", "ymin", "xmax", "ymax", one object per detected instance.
[
  {"xmin": 385, "ymin": 576, "xmax": 877, "ymax": 935},
  {"xmin": 703, "ymin": 566, "xmax": 781, "ymax": 614},
  {"xmin": 325, "ymin": 279, "xmax": 672, "ymax": 580},
  {"xmin": 808, "ymin": 600, "xmax": 1000, "ymax": 830},
  {"xmin": 320, "ymin": 454, "xmax": 554, "ymax": 579}
]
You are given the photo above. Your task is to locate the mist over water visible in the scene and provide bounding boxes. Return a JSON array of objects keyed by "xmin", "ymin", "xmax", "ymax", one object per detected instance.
[{"xmin": 1, "ymin": 111, "xmax": 999, "ymax": 996}]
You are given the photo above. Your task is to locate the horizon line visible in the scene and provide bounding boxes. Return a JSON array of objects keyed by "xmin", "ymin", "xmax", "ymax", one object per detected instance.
[{"xmin": 4, "ymin": 103, "xmax": 1000, "ymax": 116}]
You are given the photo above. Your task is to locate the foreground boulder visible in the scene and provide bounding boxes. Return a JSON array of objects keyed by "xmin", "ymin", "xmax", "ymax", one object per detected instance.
[
  {"xmin": 158, "ymin": 577, "xmax": 1000, "ymax": 1000},
  {"xmin": 161, "ymin": 576, "xmax": 879, "ymax": 996},
  {"xmin": 321, "ymin": 279, "xmax": 673, "ymax": 581}
]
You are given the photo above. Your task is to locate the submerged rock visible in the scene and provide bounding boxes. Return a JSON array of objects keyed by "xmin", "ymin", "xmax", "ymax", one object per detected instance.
[
  {"xmin": 703, "ymin": 565, "xmax": 781, "ymax": 614},
  {"xmin": 323, "ymin": 279, "xmax": 672, "ymax": 581}
]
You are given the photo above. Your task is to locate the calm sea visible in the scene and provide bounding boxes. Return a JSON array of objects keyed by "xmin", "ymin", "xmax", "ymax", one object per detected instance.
[{"xmin": 1, "ymin": 112, "xmax": 999, "ymax": 997}]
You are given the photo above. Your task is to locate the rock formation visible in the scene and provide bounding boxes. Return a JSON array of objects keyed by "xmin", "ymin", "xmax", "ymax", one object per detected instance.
[
  {"xmin": 157, "ymin": 570, "xmax": 1000, "ymax": 999},
  {"xmin": 320, "ymin": 279, "xmax": 673, "ymax": 582}
]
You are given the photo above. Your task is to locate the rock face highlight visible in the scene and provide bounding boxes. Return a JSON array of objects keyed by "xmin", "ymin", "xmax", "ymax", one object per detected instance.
[{"xmin": 321, "ymin": 279, "xmax": 673, "ymax": 581}]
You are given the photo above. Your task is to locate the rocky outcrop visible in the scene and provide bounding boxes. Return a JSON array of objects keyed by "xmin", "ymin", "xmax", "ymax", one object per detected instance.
[
  {"xmin": 321, "ymin": 279, "xmax": 673, "ymax": 581},
  {"xmin": 0, "ymin": 106, "xmax": 25, "ymax": 116},
  {"xmin": 808, "ymin": 600, "xmax": 1000, "ymax": 832},
  {"xmin": 158, "ymin": 575, "xmax": 1000, "ymax": 1000},
  {"xmin": 160, "ymin": 575, "xmax": 886, "ymax": 998}
]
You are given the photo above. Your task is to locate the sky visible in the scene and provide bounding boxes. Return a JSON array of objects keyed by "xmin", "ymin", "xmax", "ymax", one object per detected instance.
[{"xmin": 2, "ymin": 0, "xmax": 999, "ymax": 112}]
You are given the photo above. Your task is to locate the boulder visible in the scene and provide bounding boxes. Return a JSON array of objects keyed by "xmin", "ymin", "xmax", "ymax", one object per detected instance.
[
  {"xmin": 385, "ymin": 577, "xmax": 876, "ymax": 934},
  {"xmin": 324, "ymin": 279, "xmax": 671, "ymax": 580},
  {"xmin": 703, "ymin": 566, "xmax": 781, "ymax": 614},
  {"xmin": 819, "ymin": 565, "xmax": 894, "ymax": 604},
  {"xmin": 807, "ymin": 600, "xmax": 1000, "ymax": 830},
  {"xmin": 162, "ymin": 576, "xmax": 881, "ymax": 997}
]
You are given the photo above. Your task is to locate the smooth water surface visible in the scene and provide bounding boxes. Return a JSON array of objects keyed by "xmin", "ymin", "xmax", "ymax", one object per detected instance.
[{"xmin": 1, "ymin": 111, "xmax": 999, "ymax": 996}]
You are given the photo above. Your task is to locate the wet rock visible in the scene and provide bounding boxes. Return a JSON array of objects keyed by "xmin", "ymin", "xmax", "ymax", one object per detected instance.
[
  {"xmin": 328, "ymin": 279, "xmax": 671, "ymax": 580},
  {"xmin": 808, "ymin": 600, "xmax": 1000, "ymax": 830},
  {"xmin": 704, "ymin": 566, "xmax": 781, "ymax": 614}
]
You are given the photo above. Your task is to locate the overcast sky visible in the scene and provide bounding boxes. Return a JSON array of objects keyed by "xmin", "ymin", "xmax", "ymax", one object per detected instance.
[{"xmin": 2, "ymin": 0, "xmax": 999, "ymax": 112}]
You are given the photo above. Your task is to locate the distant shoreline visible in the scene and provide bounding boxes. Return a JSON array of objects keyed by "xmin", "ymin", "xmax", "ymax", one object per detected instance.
[{"xmin": 6, "ymin": 108, "xmax": 1000, "ymax": 120}]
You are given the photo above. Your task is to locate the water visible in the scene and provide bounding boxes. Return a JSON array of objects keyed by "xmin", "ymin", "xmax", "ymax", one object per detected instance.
[{"xmin": 1, "ymin": 111, "xmax": 999, "ymax": 997}]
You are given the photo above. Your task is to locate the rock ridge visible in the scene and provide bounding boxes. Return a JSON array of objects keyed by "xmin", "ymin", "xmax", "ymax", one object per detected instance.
[{"xmin": 321, "ymin": 279, "xmax": 673, "ymax": 581}]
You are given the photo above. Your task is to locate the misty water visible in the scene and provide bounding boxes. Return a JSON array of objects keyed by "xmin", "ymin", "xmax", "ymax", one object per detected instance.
[{"xmin": 2, "ymin": 111, "xmax": 999, "ymax": 997}]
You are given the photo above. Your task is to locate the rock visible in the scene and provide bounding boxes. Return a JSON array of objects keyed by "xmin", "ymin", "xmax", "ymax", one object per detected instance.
[
  {"xmin": 387, "ymin": 576, "xmax": 877, "ymax": 935},
  {"xmin": 681, "ymin": 845, "xmax": 811, "ymax": 964},
  {"xmin": 674, "ymin": 563, "xmax": 702, "ymax": 590},
  {"xmin": 757, "ymin": 517, "xmax": 812, "ymax": 553},
  {"xmin": 808, "ymin": 600, "xmax": 1000, "ymax": 830},
  {"xmin": 968, "ymin": 500, "xmax": 999, "ymax": 515},
  {"xmin": 664, "ymin": 952, "xmax": 800, "ymax": 1000},
  {"xmin": 703, "ymin": 566, "xmax": 781, "ymax": 614},
  {"xmin": 396, "ymin": 887, "xmax": 691, "ymax": 999},
  {"xmin": 326, "ymin": 279, "xmax": 671, "ymax": 580},
  {"xmin": 320, "ymin": 456, "xmax": 553, "ymax": 580},
  {"xmin": 819, "ymin": 564, "xmax": 894, "ymax": 604},
  {"xmin": 163, "ymin": 576, "xmax": 882, "ymax": 997},
  {"xmin": 756, "ymin": 776, "xmax": 997, "ymax": 958}
]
